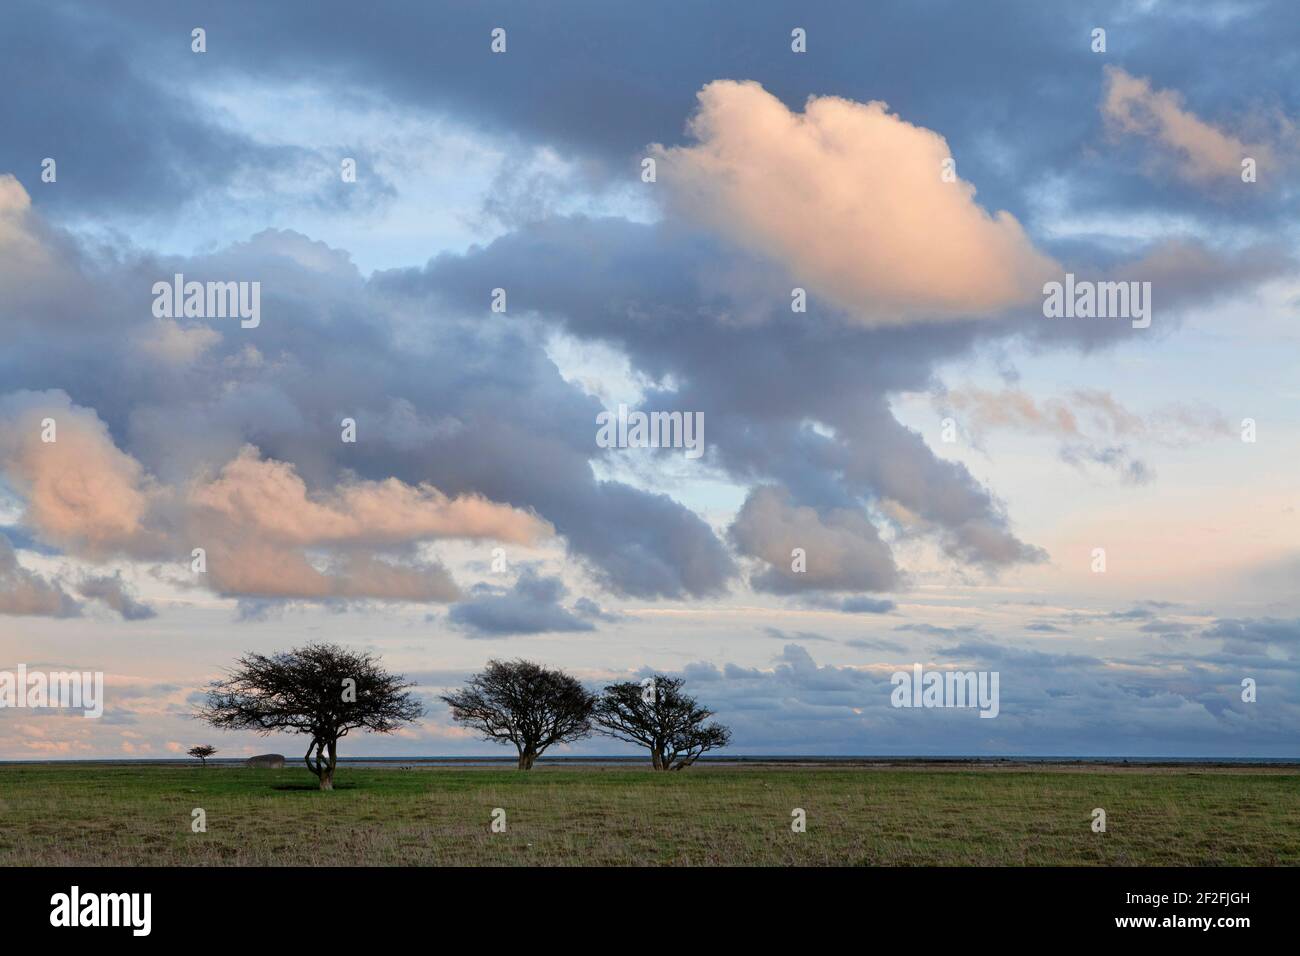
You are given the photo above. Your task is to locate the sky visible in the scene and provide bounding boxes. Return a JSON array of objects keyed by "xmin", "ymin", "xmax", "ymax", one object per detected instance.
[{"xmin": 1, "ymin": 0, "xmax": 1297, "ymax": 760}]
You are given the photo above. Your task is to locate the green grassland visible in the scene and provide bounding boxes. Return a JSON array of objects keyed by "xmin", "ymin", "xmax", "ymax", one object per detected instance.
[{"xmin": 0, "ymin": 762, "xmax": 1296, "ymax": 866}]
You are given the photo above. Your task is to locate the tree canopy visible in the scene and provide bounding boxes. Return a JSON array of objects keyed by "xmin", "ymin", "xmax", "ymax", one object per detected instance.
[
  {"xmin": 441, "ymin": 659, "xmax": 595, "ymax": 769},
  {"xmin": 196, "ymin": 643, "xmax": 421, "ymax": 789},
  {"xmin": 187, "ymin": 744, "xmax": 217, "ymax": 767},
  {"xmin": 593, "ymin": 675, "xmax": 730, "ymax": 770}
]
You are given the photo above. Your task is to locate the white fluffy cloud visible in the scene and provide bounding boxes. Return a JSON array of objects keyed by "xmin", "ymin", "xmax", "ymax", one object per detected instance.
[{"xmin": 655, "ymin": 81, "xmax": 1058, "ymax": 324}]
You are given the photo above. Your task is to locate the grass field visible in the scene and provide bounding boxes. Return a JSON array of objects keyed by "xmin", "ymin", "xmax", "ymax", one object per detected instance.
[{"xmin": 1, "ymin": 762, "xmax": 1296, "ymax": 866}]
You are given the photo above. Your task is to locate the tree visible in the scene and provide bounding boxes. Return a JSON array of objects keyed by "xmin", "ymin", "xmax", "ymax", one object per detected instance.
[
  {"xmin": 593, "ymin": 675, "xmax": 731, "ymax": 770},
  {"xmin": 187, "ymin": 744, "xmax": 217, "ymax": 767},
  {"xmin": 196, "ymin": 643, "xmax": 422, "ymax": 790},
  {"xmin": 441, "ymin": 659, "xmax": 595, "ymax": 769}
]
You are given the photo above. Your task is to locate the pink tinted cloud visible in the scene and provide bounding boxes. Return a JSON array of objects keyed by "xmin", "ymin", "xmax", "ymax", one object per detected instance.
[
  {"xmin": 0, "ymin": 392, "xmax": 554, "ymax": 604},
  {"xmin": 1101, "ymin": 66, "xmax": 1286, "ymax": 184},
  {"xmin": 654, "ymin": 80, "xmax": 1059, "ymax": 324}
]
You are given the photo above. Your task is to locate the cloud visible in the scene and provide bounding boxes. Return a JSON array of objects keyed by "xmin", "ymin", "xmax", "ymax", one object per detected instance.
[
  {"xmin": 655, "ymin": 639, "xmax": 1299, "ymax": 756},
  {"xmin": 3, "ymin": 3, "xmax": 1300, "ymax": 761},
  {"xmin": 407, "ymin": 212, "xmax": 1051, "ymax": 576},
  {"xmin": 1101, "ymin": 66, "xmax": 1285, "ymax": 184},
  {"xmin": 76, "ymin": 571, "xmax": 156, "ymax": 620},
  {"xmin": 0, "ymin": 175, "xmax": 53, "ymax": 278},
  {"xmin": 0, "ymin": 390, "xmax": 552, "ymax": 604},
  {"xmin": 843, "ymin": 636, "xmax": 907, "ymax": 653},
  {"xmin": 729, "ymin": 485, "xmax": 899, "ymax": 594},
  {"xmin": 190, "ymin": 446, "xmax": 550, "ymax": 549},
  {"xmin": 655, "ymin": 80, "xmax": 1059, "ymax": 324},
  {"xmin": 0, "ymin": 533, "xmax": 80, "ymax": 618},
  {"xmin": 0, "ymin": 390, "xmax": 160, "ymax": 560},
  {"xmin": 1109, "ymin": 607, "xmax": 1156, "ymax": 621},
  {"xmin": 137, "ymin": 319, "xmax": 222, "ymax": 366},
  {"xmin": 1, "ymin": 176, "xmax": 735, "ymax": 602},
  {"xmin": 182, "ymin": 448, "xmax": 552, "ymax": 602},
  {"xmin": 838, "ymin": 596, "xmax": 897, "ymax": 614},
  {"xmin": 1057, "ymin": 444, "xmax": 1152, "ymax": 485},
  {"xmin": 761, "ymin": 626, "xmax": 836, "ymax": 644},
  {"xmin": 896, "ymin": 623, "xmax": 986, "ymax": 639},
  {"xmin": 1203, "ymin": 617, "xmax": 1299, "ymax": 657},
  {"xmin": 572, "ymin": 595, "xmax": 622, "ymax": 623},
  {"xmin": 448, "ymin": 567, "xmax": 598, "ymax": 637},
  {"xmin": 939, "ymin": 386, "xmax": 1233, "ymax": 445},
  {"xmin": 936, "ymin": 386, "xmax": 1234, "ymax": 484},
  {"xmin": 0, "ymin": 14, "xmax": 396, "ymax": 220},
  {"xmin": 799, "ymin": 594, "xmax": 897, "ymax": 615},
  {"xmin": 0, "ymin": 183, "xmax": 734, "ymax": 601}
]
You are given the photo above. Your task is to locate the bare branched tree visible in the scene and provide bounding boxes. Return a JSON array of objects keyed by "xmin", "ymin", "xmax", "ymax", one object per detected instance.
[
  {"xmin": 441, "ymin": 659, "xmax": 595, "ymax": 769},
  {"xmin": 594, "ymin": 675, "xmax": 731, "ymax": 770},
  {"xmin": 187, "ymin": 744, "xmax": 217, "ymax": 767},
  {"xmin": 196, "ymin": 643, "xmax": 422, "ymax": 790}
]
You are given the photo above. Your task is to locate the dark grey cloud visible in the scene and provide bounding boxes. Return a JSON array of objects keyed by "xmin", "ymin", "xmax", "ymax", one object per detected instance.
[
  {"xmin": 572, "ymin": 596, "xmax": 622, "ymax": 623},
  {"xmin": 635, "ymin": 639, "xmax": 1300, "ymax": 757},
  {"xmin": 0, "ymin": 4, "xmax": 395, "ymax": 218},
  {"xmin": 799, "ymin": 594, "xmax": 896, "ymax": 615},
  {"xmin": 76, "ymin": 571, "xmax": 156, "ymax": 620},
  {"xmin": 26, "ymin": 0, "xmax": 1300, "ymax": 237},
  {"xmin": 1045, "ymin": 604, "xmax": 1207, "ymax": 635},
  {"xmin": 0, "ymin": 534, "xmax": 80, "ymax": 618},
  {"xmin": 449, "ymin": 567, "xmax": 596, "ymax": 637},
  {"xmin": 395, "ymin": 216, "xmax": 1055, "ymax": 576},
  {"xmin": 391, "ymin": 201, "xmax": 1273, "ymax": 602},
  {"xmin": 760, "ymin": 627, "xmax": 835, "ymax": 644},
  {"xmin": 0, "ymin": 216, "xmax": 733, "ymax": 602},
  {"xmin": 1109, "ymin": 607, "xmax": 1156, "ymax": 621},
  {"xmin": 895, "ymin": 623, "xmax": 986, "ymax": 639},
  {"xmin": 839, "ymin": 597, "xmax": 896, "ymax": 614},
  {"xmin": 1058, "ymin": 443, "xmax": 1153, "ymax": 485},
  {"xmin": 8, "ymin": 1, "xmax": 1284, "ymax": 606},
  {"xmin": 3, "ymin": 0, "xmax": 1298, "ymax": 761},
  {"xmin": 3, "ymin": 62, "xmax": 1286, "ymax": 625},
  {"xmin": 842, "ymin": 636, "xmax": 907, "ymax": 654},
  {"xmin": 234, "ymin": 598, "xmax": 288, "ymax": 623},
  {"xmin": 1204, "ymin": 617, "xmax": 1300, "ymax": 657}
]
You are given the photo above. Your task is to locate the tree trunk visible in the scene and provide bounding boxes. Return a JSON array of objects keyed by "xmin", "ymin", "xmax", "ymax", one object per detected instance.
[
  {"xmin": 306, "ymin": 737, "xmax": 338, "ymax": 790},
  {"xmin": 651, "ymin": 736, "xmax": 667, "ymax": 771},
  {"xmin": 320, "ymin": 738, "xmax": 337, "ymax": 790},
  {"xmin": 517, "ymin": 749, "xmax": 536, "ymax": 770}
]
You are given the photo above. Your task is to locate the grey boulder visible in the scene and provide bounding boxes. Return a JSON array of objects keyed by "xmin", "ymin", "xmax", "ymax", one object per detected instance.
[{"xmin": 244, "ymin": 753, "xmax": 286, "ymax": 769}]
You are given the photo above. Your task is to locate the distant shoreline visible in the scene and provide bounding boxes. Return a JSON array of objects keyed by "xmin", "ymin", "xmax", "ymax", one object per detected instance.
[{"xmin": 4, "ymin": 755, "xmax": 1299, "ymax": 768}]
